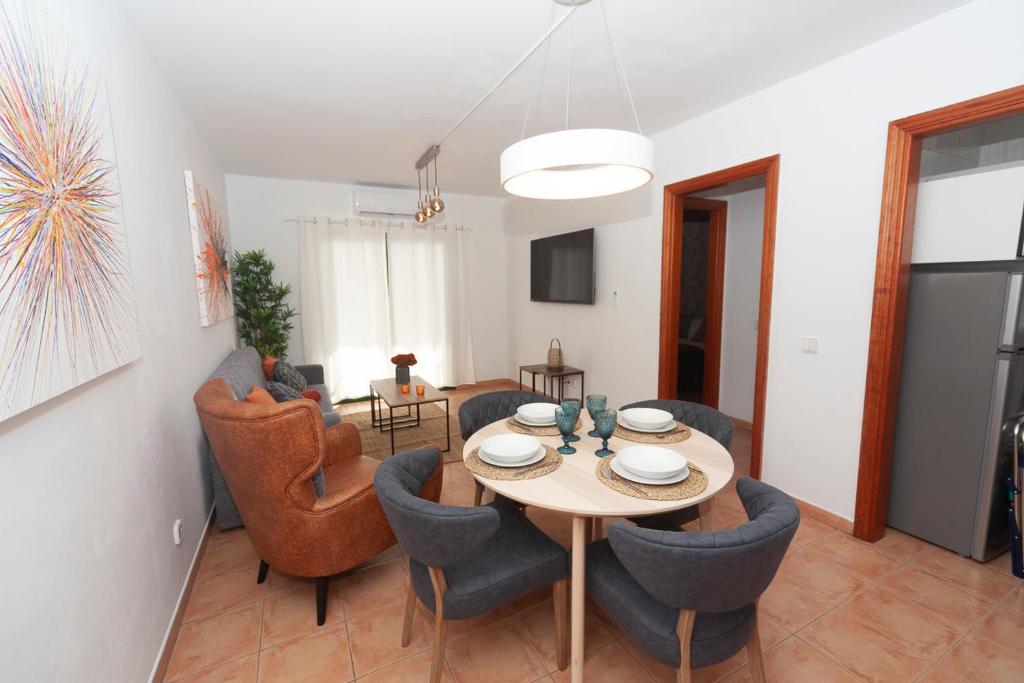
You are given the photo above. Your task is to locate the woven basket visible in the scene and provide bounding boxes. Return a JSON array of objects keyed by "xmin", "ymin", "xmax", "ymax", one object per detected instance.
[{"xmin": 546, "ymin": 337, "xmax": 563, "ymax": 369}]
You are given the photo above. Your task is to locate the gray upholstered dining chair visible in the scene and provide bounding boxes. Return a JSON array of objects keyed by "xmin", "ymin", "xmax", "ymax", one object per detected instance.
[
  {"xmin": 587, "ymin": 477, "xmax": 799, "ymax": 683},
  {"xmin": 373, "ymin": 448, "xmax": 571, "ymax": 683},
  {"xmin": 621, "ymin": 399, "xmax": 735, "ymax": 530}
]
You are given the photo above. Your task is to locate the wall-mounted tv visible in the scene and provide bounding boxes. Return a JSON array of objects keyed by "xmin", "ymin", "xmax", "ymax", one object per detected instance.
[{"xmin": 530, "ymin": 228, "xmax": 595, "ymax": 304}]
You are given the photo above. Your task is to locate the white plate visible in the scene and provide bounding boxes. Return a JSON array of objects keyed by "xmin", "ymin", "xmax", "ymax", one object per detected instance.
[
  {"xmin": 620, "ymin": 407, "xmax": 675, "ymax": 429},
  {"xmin": 480, "ymin": 434, "xmax": 541, "ymax": 463},
  {"xmin": 517, "ymin": 402, "xmax": 558, "ymax": 423},
  {"xmin": 617, "ymin": 415, "xmax": 676, "ymax": 433},
  {"xmin": 478, "ymin": 445, "xmax": 546, "ymax": 469},
  {"xmin": 611, "ymin": 457, "xmax": 690, "ymax": 485},
  {"xmin": 515, "ymin": 413, "xmax": 556, "ymax": 427},
  {"xmin": 617, "ymin": 445, "xmax": 688, "ymax": 480}
]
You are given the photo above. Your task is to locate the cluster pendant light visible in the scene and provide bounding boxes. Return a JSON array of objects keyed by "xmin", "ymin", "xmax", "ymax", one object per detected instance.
[{"xmin": 415, "ymin": 151, "xmax": 445, "ymax": 224}]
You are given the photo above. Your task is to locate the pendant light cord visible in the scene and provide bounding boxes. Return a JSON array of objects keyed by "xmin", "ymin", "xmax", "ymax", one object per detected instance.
[
  {"xmin": 565, "ymin": 10, "xmax": 573, "ymax": 129},
  {"xmin": 601, "ymin": 0, "xmax": 642, "ymax": 134},
  {"xmin": 521, "ymin": 3, "xmax": 557, "ymax": 140}
]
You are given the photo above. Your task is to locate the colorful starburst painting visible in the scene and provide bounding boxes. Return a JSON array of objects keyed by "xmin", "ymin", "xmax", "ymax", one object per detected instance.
[
  {"xmin": 0, "ymin": 3, "xmax": 141, "ymax": 422},
  {"xmin": 184, "ymin": 171, "xmax": 232, "ymax": 326}
]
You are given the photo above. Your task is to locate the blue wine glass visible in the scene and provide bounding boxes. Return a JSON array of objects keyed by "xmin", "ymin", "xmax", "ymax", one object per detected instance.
[
  {"xmin": 555, "ymin": 407, "xmax": 577, "ymax": 455},
  {"xmin": 594, "ymin": 409, "xmax": 617, "ymax": 458},
  {"xmin": 586, "ymin": 394, "xmax": 607, "ymax": 437},
  {"xmin": 561, "ymin": 399, "xmax": 581, "ymax": 442}
]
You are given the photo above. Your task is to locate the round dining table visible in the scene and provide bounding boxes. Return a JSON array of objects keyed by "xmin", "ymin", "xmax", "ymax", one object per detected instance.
[{"xmin": 463, "ymin": 415, "xmax": 735, "ymax": 683}]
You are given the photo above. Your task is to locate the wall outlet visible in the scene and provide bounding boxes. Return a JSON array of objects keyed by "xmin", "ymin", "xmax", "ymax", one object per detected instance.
[
  {"xmin": 801, "ymin": 336, "xmax": 820, "ymax": 354},
  {"xmin": 172, "ymin": 519, "xmax": 184, "ymax": 546}
]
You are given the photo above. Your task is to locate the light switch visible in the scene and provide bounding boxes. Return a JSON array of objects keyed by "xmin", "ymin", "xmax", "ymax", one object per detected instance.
[
  {"xmin": 611, "ymin": 290, "xmax": 620, "ymax": 307},
  {"xmin": 801, "ymin": 336, "xmax": 819, "ymax": 354}
]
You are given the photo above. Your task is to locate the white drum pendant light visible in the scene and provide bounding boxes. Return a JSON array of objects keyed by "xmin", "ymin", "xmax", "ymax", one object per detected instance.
[{"xmin": 501, "ymin": 0, "xmax": 652, "ymax": 200}]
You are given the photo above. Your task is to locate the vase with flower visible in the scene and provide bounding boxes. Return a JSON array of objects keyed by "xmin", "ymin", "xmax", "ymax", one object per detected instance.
[{"xmin": 391, "ymin": 353, "xmax": 417, "ymax": 384}]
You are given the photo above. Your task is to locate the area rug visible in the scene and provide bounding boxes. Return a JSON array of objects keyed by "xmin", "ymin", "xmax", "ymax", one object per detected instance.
[{"xmin": 345, "ymin": 403, "xmax": 464, "ymax": 463}]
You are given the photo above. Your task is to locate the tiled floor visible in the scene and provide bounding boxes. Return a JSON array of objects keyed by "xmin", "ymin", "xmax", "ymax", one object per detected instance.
[{"xmin": 165, "ymin": 383, "xmax": 1024, "ymax": 682}]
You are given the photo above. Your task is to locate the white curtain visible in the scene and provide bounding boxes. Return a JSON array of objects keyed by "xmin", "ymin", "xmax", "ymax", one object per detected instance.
[
  {"xmin": 299, "ymin": 217, "xmax": 391, "ymax": 399},
  {"xmin": 298, "ymin": 217, "xmax": 475, "ymax": 398},
  {"xmin": 387, "ymin": 225, "xmax": 476, "ymax": 388}
]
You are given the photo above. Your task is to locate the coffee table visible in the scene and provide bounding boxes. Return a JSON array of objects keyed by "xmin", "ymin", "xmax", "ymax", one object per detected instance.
[{"xmin": 368, "ymin": 376, "xmax": 450, "ymax": 456}]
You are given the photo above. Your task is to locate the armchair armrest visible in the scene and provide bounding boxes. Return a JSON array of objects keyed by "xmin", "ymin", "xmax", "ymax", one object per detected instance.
[
  {"xmin": 296, "ymin": 364, "xmax": 325, "ymax": 385},
  {"xmin": 323, "ymin": 423, "xmax": 362, "ymax": 467}
]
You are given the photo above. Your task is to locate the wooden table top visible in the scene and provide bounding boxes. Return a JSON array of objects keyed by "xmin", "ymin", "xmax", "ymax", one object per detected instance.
[
  {"xmin": 519, "ymin": 364, "xmax": 584, "ymax": 378},
  {"xmin": 463, "ymin": 416, "xmax": 734, "ymax": 517},
  {"xmin": 370, "ymin": 376, "xmax": 446, "ymax": 406}
]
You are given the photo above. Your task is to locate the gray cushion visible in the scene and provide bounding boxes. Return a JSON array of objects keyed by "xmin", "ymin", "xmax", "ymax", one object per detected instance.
[
  {"xmin": 266, "ymin": 380, "xmax": 302, "ymax": 402},
  {"xmin": 308, "ymin": 383, "xmax": 334, "ymax": 412},
  {"xmin": 458, "ymin": 391, "xmax": 557, "ymax": 440},
  {"xmin": 272, "ymin": 359, "xmax": 308, "ymax": 391},
  {"xmin": 209, "ymin": 346, "xmax": 266, "ymax": 400}
]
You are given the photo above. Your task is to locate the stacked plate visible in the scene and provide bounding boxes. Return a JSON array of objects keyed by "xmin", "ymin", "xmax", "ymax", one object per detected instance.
[
  {"xmin": 478, "ymin": 434, "xmax": 545, "ymax": 468},
  {"xmin": 612, "ymin": 445, "xmax": 690, "ymax": 485},
  {"xmin": 515, "ymin": 402, "xmax": 558, "ymax": 427},
  {"xmin": 618, "ymin": 407, "xmax": 676, "ymax": 433}
]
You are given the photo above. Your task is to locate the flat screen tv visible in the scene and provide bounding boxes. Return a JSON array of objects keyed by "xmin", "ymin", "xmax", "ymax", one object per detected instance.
[{"xmin": 530, "ymin": 228, "xmax": 595, "ymax": 304}]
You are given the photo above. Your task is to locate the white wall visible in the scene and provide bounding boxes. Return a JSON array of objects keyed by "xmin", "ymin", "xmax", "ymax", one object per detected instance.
[
  {"xmin": 506, "ymin": 0, "xmax": 1024, "ymax": 521},
  {"xmin": 224, "ymin": 175, "xmax": 510, "ymax": 383},
  {"xmin": 912, "ymin": 162, "xmax": 1024, "ymax": 263},
  {"xmin": 0, "ymin": 1, "xmax": 235, "ymax": 681},
  {"xmin": 718, "ymin": 189, "xmax": 765, "ymax": 423}
]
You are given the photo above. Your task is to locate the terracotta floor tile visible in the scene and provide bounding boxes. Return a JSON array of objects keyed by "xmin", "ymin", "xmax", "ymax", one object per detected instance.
[
  {"xmin": 264, "ymin": 570, "xmax": 317, "ymax": 597},
  {"xmin": 775, "ymin": 547, "xmax": 870, "ymax": 604},
  {"xmin": 492, "ymin": 586, "xmax": 553, "ymax": 621},
  {"xmin": 172, "ymin": 655, "xmax": 258, "ymax": 683},
  {"xmin": 914, "ymin": 666, "xmax": 967, "ymax": 683},
  {"xmin": 354, "ymin": 649, "xmax": 454, "ymax": 683},
  {"xmin": 615, "ymin": 637, "xmax": 678, "ymax": 683},
  {"xmin": 511, "ymin": 599, "xmax": 611, "ymax": 673},
  {"xmin": 1004, "ymin": 583, "xmax": 1024, "ymax": 611},
  {"xmin": 166, "ymin": 605, "xmax": 262, "ymax": 681},
  {"xmin": 937, "ymin": 630, "xmax": 1024, "ymax": 683},
  {"xmin": 719, "ymin": 636, "xmax": 860, "ymax": 683},
  {"xmin": 340, "ymin": 559, "xmax": 409, "ymax": 619},
  {"xmin": 803, "ymin": 531, "xmax": 900, "ymax": 580},
  {"xmin": 910, "ymin": 546, "xmax": 1019, "ymax": 603},
  {"xmin": 200, "ymin": 532, "xmax": 261, "ymax": 577},
  {"xmin": 970, "ymin": 601, "xmax": 1024, "ymax": 651},
  {"xmin": 712, "ymin": 485, "xmax": 745, "ymax": 514},
  {"xmin": 877, "ymin": 565, "xmax": 990, "ymax": 629},
  {"xmin": 840, "ymin": 587, "xmax": 962, "ymax": 659},
  {"xmin": 347, "ymin": 596, "xmax": 432, "ymax": 676},
  {"xmin": 444, "ymin": 616, "xmax": 549, "ymax": 683},
  {"xmin": 799, "ymin": 608, "xmax": 930, "ymax": 682},
  {"xmin": 184, "ymin": 565, "xmax": 265, "ymax": 622},
  {"xmin": 258, "ymin": 626, "xmax": 353, "ymax": 682},
  {"xmin": 261, "ymin": 583, "xmax": 345, "ymax": 649},
  {"xmin": 869, "ymin": 527, "xmax": 930, "ymax": 562},
  {"xmin": 706, "ymin": 505, "xmax": 749, "ymax": 530},
  {"xmin": 551, "ymin": 641, "xmax": 653, "ymax": 683},
  {"xmin": 790, "ymin": 515, "xmax": 836, "ymax": 549},
  {"xmin": 758, "ymin": 574, "xmax": 836, "ymax": 632}
]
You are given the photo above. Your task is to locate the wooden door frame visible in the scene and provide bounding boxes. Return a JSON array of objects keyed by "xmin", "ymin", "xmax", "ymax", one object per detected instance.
[
  {"xmin": 678, "ymin": 197, "xmax": 727, "ymax": 408},
  {"xmin": 854, "ymin": 84, "xmax": 1024, "ymax": 541},
  {"xmin": 659, "ymin": 155, "xmax": 780, "ymax": 479}
]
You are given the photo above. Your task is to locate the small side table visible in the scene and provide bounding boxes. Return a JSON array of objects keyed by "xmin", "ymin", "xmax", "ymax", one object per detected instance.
[{"xmin": 519, "ymin": 364, "xmax": 585, "ymax": 403}]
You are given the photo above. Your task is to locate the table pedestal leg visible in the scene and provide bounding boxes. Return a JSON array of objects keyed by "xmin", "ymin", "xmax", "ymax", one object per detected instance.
[
  {"xmin": 698, "ymin": 499, "xmax": 716, "ymax": 531},
  {"xmin": 570, "ymin": 516, "xmax": 587, "ymax": 683}
]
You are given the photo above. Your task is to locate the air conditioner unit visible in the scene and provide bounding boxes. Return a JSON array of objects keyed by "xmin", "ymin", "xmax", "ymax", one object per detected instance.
[{"xmin": 353, "ymin": 190, "xmax": 418, "ymax": 218}]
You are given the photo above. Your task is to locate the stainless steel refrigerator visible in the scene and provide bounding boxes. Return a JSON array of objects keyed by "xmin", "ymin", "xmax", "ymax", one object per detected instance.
[{"xmin": 888, "ymin": 262, "xmax": 1024, "ymax": 561}]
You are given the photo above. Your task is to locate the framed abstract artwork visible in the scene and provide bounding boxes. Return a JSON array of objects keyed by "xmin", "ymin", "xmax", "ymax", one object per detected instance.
[
  {"xmin": 0, "ymin": 2, "xmax": 141, "ymax": 422},
  {"xmin": 184, "ymin": 170, "xmax": 233, "ymax": 327}
]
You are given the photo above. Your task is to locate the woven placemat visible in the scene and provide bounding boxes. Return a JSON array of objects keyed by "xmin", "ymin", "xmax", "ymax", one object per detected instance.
[
  {"xmin": 505, "ymin": 416, "xmax": 583, "ymax": 437},
  {"xmin": 614, "ymin": 421, "xmax": 691, "ymax": 444},
  {"xmin": 595, "ymin": 455, "xmax": 707, "ymax": 501},
  {"xmin": 465, "ymin": 445, "xmax": 563, "ymax": 480}
]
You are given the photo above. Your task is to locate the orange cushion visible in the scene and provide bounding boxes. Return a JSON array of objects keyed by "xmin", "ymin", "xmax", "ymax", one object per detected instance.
[
  {"xmin": 302, "ymin": 389, "xmax": 322, "ymax": 402},
  {"xmin": 262, "ymin": 355, "xmax": 277, "ymax": 380},
  {"xmin": 245, "ymin": 385, "xmax": 276, "ymax": 405}
]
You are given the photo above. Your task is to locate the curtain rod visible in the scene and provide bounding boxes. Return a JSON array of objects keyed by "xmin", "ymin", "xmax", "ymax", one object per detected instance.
[{"xmin": 283, "ymin": 216, "xmax": 473, "ymax": 231}]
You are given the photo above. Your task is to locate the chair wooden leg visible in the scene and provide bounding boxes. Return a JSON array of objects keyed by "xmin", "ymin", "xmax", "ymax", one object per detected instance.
[
  {"xmin": 315, "ymin": 577, "xmax": 328, "ymax": 626},
  {"xmin": 747, "ymin": 604, "xmax": 767, "ymax": 683},
  {"xmin": 401, "ymin": 573, "xmax": 417, "ymax": 648},
  {"xmin": 553, "ymin": 578, "xmax": 569, "ymax": 671},
  {"xmin": 473, "ymin": 480, "xmax": 484, "ymax": 506},
  {"xmin": 675, "ymin": 609, "xmax": 696, "ymax": 683},
  {"xmin": 257, "ymin": 560, "xmax": 269, "ymax": 584},
  {"xmin": 427, "ymin": 566, "xmax": 448, "ymax": 683}
]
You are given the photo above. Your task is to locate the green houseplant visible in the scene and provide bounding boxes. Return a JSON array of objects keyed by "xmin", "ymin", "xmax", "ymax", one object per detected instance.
[{"xmin": 232, "ymin": 249, "xmax": 296, "ymax": 358}]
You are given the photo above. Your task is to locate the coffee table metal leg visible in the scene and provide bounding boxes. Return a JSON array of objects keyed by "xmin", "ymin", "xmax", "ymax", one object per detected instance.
[
  {"xmin": 570, "ymin": 516, "xmax": 587, "ymax": 683},
  {"xmin": 445, "ymin": 398, "xmax": 451, "ymax": 453},
  {"xmin": 389, "ymin": 405, "xmax": 396, "ymax": 455}
]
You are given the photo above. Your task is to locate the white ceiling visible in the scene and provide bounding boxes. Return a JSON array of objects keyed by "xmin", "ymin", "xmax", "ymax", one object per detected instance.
[{"xmin": 121, "ymin": 0, "xmax": 971, "ymax": 197}]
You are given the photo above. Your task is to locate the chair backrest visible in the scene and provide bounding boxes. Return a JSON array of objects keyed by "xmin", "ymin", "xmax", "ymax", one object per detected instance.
[
  {"xmin": 374, "ymin": 449, "xmax": 500, "ymax": 566},
  {"xmin": 620, "ymin": 399, "xmax": 734, "ymax": 450},
  {"xmin": 608, "ymin": 477, "xmax": 799, "ymax": 613},
  {"xmin": 458, "ymin": 390, "xmax": 557, "ymax": 440}
]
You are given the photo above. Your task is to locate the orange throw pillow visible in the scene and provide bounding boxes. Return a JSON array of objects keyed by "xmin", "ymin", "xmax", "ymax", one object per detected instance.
[
  {"xmin": 262, "ymin": 355, "xmax": 277, "ymax": 380},
  {"xmin": 245, "ymin": 385, "xmax": 276, "ymax": 405},
  {"xmin": 302, "ymin": 389, "xmax": 322, "ymax": 402}
]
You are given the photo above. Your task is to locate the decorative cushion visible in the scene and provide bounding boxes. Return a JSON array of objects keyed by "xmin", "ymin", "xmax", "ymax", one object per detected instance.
[
  {"xmin": 273, "ymin": 359, "xmax": 308, "ymax": 392},
  {"xmin": 266, "ymin": 380, "xmax": 302, "ymax": 403},
  {"xmin": 262, "ymin": 355, "xmax": 277, "ymax": 380},
  {"xmin": 302, "ymin": 389, "xmax": 322, "ymax": 402},
  {"xmin": 245, "ymin": 386, "xmax": 276, "ymax": 405}
]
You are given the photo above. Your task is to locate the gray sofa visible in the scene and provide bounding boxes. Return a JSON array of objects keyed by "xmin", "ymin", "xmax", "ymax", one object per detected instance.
[{"xmin": 205, "ymin": 346, "xmax": 342, "ymax": 529}]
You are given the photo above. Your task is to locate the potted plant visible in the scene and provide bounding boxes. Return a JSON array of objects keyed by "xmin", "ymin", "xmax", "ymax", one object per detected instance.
[
  {"xmin": 391, "ymin": 353, "xmax": 417, "ymax": 384},
  {"xmin": 232, "ymin": 249, "xmax": 296, "ymax": 358}
]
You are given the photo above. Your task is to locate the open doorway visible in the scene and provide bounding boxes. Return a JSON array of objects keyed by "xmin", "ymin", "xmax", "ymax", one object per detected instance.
[{"xmin": 659, "ymin": 156, "xmax": 780, "ymax": 479}]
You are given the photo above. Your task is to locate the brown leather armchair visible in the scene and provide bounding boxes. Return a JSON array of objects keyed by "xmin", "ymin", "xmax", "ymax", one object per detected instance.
[{"xmin": 194, "ymin": 378, "xmax": 442, "ymax": 625}]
